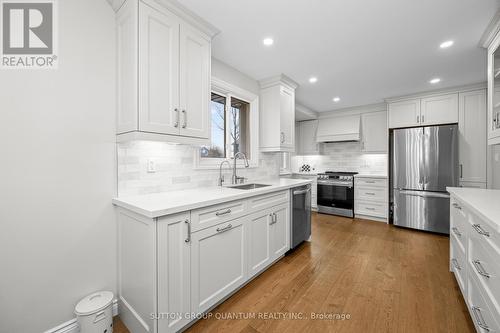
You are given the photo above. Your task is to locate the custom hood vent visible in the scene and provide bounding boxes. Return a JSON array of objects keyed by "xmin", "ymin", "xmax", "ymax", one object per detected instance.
[{"xmin": 316, "ymin": 115, "xmax": 361, "ymax": 142}]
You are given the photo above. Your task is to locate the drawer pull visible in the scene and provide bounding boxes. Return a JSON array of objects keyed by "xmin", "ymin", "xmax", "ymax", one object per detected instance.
[
  {"xmin": 452, "ymin": 203, "xmax": 462, "ymax": 210},
  {"xmin": 471, "ymin": 306, "xmax": 490, "ymax": 332},
  {"xmin": 365, "ymin": 192, "xmax": 376, "ymax": 195},
  {"xmin": 364, "ymin": 181, "xmax": 376, "ymax": 184},
  {"xmin": 472, "ymin": 260, "xmax": 491, "ymax": 278},
  {"xmin": 216, "ymin": 224, "xmax": 233, "ymax": 233},
  {"xmin": 451, "ymin": 227, "xmax": 462, "ymax": 237},
  {"xmin": 451, "ymin": 258, "xmax": 461, "ymax": 270},
  {"xmin": 215, "ymin": 209, "xmax": 232, "ymax": 216},
  {"xmin": 365, "ymin": 207, "xmax": 376, "ymax": 211},
  {"xmin": 472, "ymin": 224, "xmax": 490, "ymax": 237}
]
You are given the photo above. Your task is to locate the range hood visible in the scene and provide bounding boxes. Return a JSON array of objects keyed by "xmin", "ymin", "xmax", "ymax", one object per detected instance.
[{"xmin": 316, "ymin": 115, "xmax": 361, "ymax": 142}]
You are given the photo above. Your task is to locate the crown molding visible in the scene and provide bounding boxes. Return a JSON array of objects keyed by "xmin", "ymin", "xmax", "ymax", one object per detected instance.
[
  {"xmin": 480, "ymin": 9, "xmax": 500, "ymax": 48},
  {"xmin": 259, "ymin": 74, "xmax": 299, "ymax": 90},
  {"xmin": 318, "ymin": 102, "xmax": 387, "ymax": 119},
  {"xmin": 385, "ymin": 82, "xmax": 487, "ymax": 103},
  {"xmin": 109, "ymin": 0, "xmax": 220, "ymax": 38}
]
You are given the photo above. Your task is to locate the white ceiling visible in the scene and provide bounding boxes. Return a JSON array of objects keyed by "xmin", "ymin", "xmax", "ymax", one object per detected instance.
[{"xmin": 179, "ymin": 0, "xmax": 499, "ymax": 112}]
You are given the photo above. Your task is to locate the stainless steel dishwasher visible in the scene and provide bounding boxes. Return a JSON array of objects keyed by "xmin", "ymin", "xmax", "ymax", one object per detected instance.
[{"xmin": 290, "ymin": 184, "xmax": 312, "ymax": 249}]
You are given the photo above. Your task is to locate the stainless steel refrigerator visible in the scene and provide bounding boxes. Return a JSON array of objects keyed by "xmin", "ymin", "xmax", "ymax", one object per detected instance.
[{"xmin": 392, "ymin": 124, "xmax": 458, "ymax": 234}]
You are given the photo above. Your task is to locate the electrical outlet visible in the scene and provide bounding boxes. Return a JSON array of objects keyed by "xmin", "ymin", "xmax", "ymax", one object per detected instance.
[{"xmin": 147, "ymin": 159, "xmax": 156, "ymax": 173}]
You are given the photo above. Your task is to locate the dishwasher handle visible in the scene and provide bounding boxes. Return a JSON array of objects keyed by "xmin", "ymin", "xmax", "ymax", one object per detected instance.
[{"xmin": 293, "ymin": 188, "xmax": 311, "ymax": 195}]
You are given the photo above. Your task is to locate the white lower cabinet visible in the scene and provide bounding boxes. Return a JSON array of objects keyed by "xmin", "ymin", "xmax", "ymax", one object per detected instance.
[
  {"xmin": 354, "ymin": 176, "xmax": 388, "ymax": 221},
  {"xmin": 247, "ymin": 209, "xmax": 272, "ymax": 277},
  {"xmin": 117, "ymin": 189, "xmax": 293, "ymax": 333},
  {"xmin": 449, "ymin": 194, "xmax": 500, "ymax": 332},
  {"xmin": 247, "ymin": 203, "xmax": 290, "ymax": 278},
  {"xmin": 157, "ymin": 213, "xmax": 191, "ymax": 333}
]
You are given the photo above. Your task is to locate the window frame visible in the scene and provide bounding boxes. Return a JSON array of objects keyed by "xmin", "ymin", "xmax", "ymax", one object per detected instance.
[{"xmin": 194, "ymin": 77, "xmax": 259, "ymax": 169}]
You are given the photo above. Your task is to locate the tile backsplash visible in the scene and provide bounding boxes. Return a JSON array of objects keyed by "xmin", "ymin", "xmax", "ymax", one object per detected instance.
[
  {"xmin": 117, "ymin": 141, "xmax": 281, "ymax": 197},
  {"xmin": 292, "ymin": 142, "xmax": 387, "ymax": 175}
]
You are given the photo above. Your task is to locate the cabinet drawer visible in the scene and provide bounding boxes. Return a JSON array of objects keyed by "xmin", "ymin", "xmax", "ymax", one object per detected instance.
[
  {"xmin": 450, "ymin": 199, "xmax": 467, "ymax": 253},
  {"xmin": 469, "ymin": 230, "xmax": 500, "ymax": 315},
  {"xmin": 354, "ymin": 177, "xmax": 387, "ymax": 188},
  {"xmin": 355, "ymin": 186, "xmax": 387, "ymax": 203},
  {"xmin": 355, "ymin": 200, "xmax": 387, "ymax": 218},
  {"xmin": 467, "ymin": 273, "xmax": 500, "ymax": 333},
  {"xmin": 191, "ymin": 200, "xmax": 246, "ymax": 232},
  {"xmin": 247, "ymin": 190, "xmax": 289, "ymax": 212},
  {"xmin": 450, "ymin": 238, "xmax": 467, "ymax": 297},
  {"xmin": 468, "ymin": 211, "xmax": 500, "ymax": 256}
]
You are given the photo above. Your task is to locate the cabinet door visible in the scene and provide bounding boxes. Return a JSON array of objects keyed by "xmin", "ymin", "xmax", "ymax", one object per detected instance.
[
  {"xmin": 299, "ymin": 120, "xmax": 319, "ymax": 154},
  {"xmin": 388, "ymin": 99, "xmax": 420, "ymax": 128},
  {"xmin": 361, "ymin": 112, "xmax": 387, "ymax": 152},
  {"xmin": 420, "ymin": 93, "xmax": 458, "ymax": 126},
  {"xmin": 280, "ymin": 86, "xmax": 295, "ymax": 149},
  {"xmin": 138, "ymin": 3, "xmax": 180, "ymax": 135},
  {"xmin": 271, "ymin": 204, "xmax": 290, "ymax": 260},
  {"xmin": 191, "ymin": 219, "xmax": 246, "ymax": 314},
  {"xmin": 459, "ymin": 90, "xmax": 487, "ymax": 183},
  {"xmin": 157, "ymin": 212, "xmax": 190, "ymax": 333},
  {"xmin": 117, "ymin": 0, "xmax": 138, "ymax": 134},
  {"xmin": 179, "ymin": 24, "xmax": 210, "ymax": 139},
  {"xmin": 247, "ymin": 210, "xmax": 272, "ymax": 277},
  {"xmin": 488, "ymin": 35, "xmax": 500, "ymax": 144}
]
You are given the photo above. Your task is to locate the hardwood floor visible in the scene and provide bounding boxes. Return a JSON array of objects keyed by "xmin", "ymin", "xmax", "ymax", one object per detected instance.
[{"xmin": 115, "ymin": 213, "xmax": 474, "ymax": 333}]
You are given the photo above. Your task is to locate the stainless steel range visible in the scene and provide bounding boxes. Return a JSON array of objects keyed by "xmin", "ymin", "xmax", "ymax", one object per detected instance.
[{"xmin": 317, "ymin": 171, "xmax": 358, "ymax": 217}]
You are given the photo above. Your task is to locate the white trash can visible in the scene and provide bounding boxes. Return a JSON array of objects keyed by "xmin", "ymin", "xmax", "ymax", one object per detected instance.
[{"xmin": 75, "ymin": 291, "xmax": 114, "ymax": 333}]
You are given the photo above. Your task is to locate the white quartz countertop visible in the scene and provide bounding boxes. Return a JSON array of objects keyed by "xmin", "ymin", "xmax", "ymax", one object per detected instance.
[
  {"xmin": 113, "ymin": 178, "xmax": 312, "ymax": 218},
  {"xmin": 354, "ymin": 174, "xmax": 388, "ymax": 179},
  {"xmin": 447, "ymin": 187, "xmax": 500, "ymax": 232}
]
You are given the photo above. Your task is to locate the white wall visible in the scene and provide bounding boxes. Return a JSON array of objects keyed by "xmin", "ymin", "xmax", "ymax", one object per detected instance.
[{"xmin": 0, "ymin": 1, "xmax": 117, "ymax": 332}]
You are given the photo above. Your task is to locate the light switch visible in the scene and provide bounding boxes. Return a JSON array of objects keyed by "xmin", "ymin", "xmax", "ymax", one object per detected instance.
[{"xmin": 147, "ymin": 159, "xmax": 156, "ymax": 173}]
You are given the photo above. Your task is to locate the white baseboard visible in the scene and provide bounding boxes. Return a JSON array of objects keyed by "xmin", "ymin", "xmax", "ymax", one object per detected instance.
[{"xmin": 44, "ymin": 299, "xmax": 118, "ymax": 333}]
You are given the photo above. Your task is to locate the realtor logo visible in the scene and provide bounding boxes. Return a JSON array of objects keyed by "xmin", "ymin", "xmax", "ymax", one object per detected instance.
[{"xmin": 1, "ymin": 0, "xmax": 57, "ymax": 69}]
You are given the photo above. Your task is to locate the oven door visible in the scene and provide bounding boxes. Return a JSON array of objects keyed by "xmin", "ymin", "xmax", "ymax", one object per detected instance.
[{"xmin": 317, "ymin": 181, "xmax": 354, "ymax": 216}]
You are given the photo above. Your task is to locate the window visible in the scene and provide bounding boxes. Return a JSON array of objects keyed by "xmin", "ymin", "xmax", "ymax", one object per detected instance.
[
  {"xmin": 201, "ymin": 94, "xmax": 250, "ymax": 159},
  {"xmin": 196, "ymin": 77, "xmax": 259, "ymax": 169}
]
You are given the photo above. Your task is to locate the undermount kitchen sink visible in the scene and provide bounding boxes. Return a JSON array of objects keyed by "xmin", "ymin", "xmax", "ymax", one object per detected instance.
[{"xmin": 227, "ymin": 183, "xmax": 271, "ymax": 190}]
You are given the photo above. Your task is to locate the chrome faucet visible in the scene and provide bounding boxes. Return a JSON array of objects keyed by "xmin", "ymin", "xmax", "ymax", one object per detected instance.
[
  {"xmin": 218, "ymin": 160, "xmax": 231, "ymax": 186},
  {"xmin": 232, "ymin": 152, "xmax": 250, "ymax": 184}
]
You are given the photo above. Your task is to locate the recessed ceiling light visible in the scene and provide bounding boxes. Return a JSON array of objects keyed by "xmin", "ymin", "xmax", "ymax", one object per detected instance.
[
  {"xmin": 429, "ymin": 78, "xmax": 441, "ymax": 84},
  {"xmin": 440, "ymin": 40, "xmax": 454, "ymax": 49},
  {"xmin": 333, "ymin": 97, "xmax": 340, "ymax": 102},
  {"xmin": 263, "ymin": 38, "xmax": 274, "ymax": 46},
  {"xmin": 309, "ymin": 77, "xmax": 318, "ymax": 83}
]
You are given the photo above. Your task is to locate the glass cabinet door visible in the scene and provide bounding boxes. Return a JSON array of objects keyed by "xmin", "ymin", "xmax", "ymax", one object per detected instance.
[{"xmin": 488, "ymin": 34, "xmax": 500, "ymax": 144}]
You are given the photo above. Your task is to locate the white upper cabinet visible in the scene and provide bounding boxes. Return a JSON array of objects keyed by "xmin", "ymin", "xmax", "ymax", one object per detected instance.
[
  {"xmin": 388, "ymin": 93, "xmax": 458, "ymax": 129},
  {"xmin": 388, "ymin": 99, "xmax": 420, "ymax": 128},
  {"xmin": 116, "ymin": 0, "xmax": 216, "ymax": 144},
  {"xmin": 420, "ymin": 93, "xmax": 458, "ymax": 126},
  {"xmin": 259, "ymin": 75, "xmax": 298, "ymax": 152},
  {"xmin": 458, "ymin": 89, "xmax": 487, "ymax": 184},
  {"xmin": 487, "ymin": 30, "xmax": 500, "ymax": 145},
  {"xmin": 361, "ymin": 111, "xmax": 387, "ymax": 153},
  {"xmin": 138, "ymin": 3, "xmax": 180, "ymax": 135},
  {"xmin": 297, "ymin": 120, "xmax": 320, "ymax": 155}
]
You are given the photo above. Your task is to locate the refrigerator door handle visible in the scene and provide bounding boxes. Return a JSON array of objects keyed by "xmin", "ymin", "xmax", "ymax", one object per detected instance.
[{"xmin": 397, "ymin": 189, "xmax": 450, "ymax": 199}]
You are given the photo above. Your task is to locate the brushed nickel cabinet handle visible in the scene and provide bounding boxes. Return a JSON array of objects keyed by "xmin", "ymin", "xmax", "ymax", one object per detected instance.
[
  {"xmin": 451, "ymin": 258, "xmax": 461, "ymax": 270},
  {"xmin": 471, "ymin": 306, "xmax": 490, "ymax": 331},
  {"xmin": 174, "ymin": 108, "xmax": 179, "ymax": 128},
  {"xmin": 182, "ymin": 109, "xmax": 187, "ymax": 128},
  {"xmin": 215, "ymin": 209, "xmax": 232, "ymax": 216},
  {"xmin": 365, "ymin": 207, "xmax": 376, "ymax": 211},
  {"xmin": 280, "ymin": 132, "xmax": 285, "ymax": 144},
  {"xmin": 184, "ymin": 219, "xmax": 191, "ymax": 243},
  {"xmin": 472, "ymin": 224, "xmax": 490, "ymax": 237},
  {"xmin": 216, "ymin": 224, "xmax": 232, "ymax": 233},
  {"xmin": 460, "ymin": 164, "xmax": 463, "ymax": 178},
  {"xmin": 365, "ymin": 192, "xmax": 376, "ymax": 195},
  {"xmin": 452, "ymin": 227, "xmax": 461, "ymax": 237},
  {"xmin": 472, "ymin": 260, "xmax": 490, "ymax": 278},
  {"xmin": 452, "ymin": 203, "xmax": 462, "ymax": 210}
]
